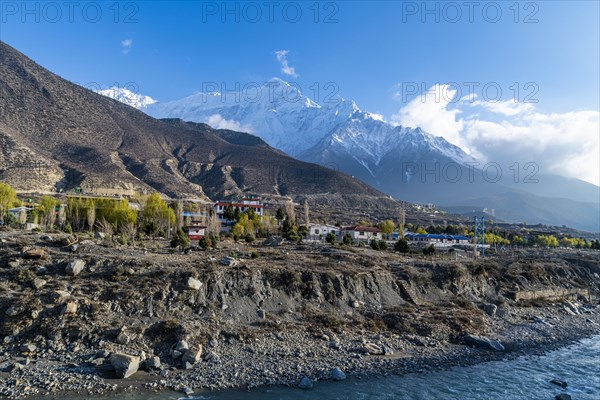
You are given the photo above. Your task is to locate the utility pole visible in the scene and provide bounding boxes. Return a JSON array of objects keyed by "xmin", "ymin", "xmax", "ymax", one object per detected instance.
[{"xmin": 473, "ymin": 216, "xmax": 485, "ymax": 258}]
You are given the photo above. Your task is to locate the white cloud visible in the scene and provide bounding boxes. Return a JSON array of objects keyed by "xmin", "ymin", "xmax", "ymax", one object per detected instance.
[
  {"xmin": 391, "ymin": 84, "xmax": 600, "ymax": 185},
  {"xmin": 469, "ymin": 98, "xmax": 535, "ymax": 116},
  {"xmin": 391, "ymin": 84, "xmax": 465, "ymax": 148},
  {"xmin": 274, "ymin": 50, "xmax": 298, "ymax": 78},
  {"xmin": 121, "ymin": 39, "xmax": 133, "ymax": 55},
  {"xmin": 205, "ymin": 114, "xmax": 253, "ymax": 133}
]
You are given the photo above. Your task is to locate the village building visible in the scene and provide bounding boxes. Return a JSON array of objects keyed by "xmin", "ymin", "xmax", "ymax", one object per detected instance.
[
  {"xmin": 214, "ymin": 196, "xmax": 263, "ymax": 224},
  {"xmin": 405, "ymin": 233, "xmax": 471, "ymax": 246},
  {"xmin": 307, "ymin": 223, "xmax": 341, "ymax": 240},
  {"xmin": 341, "ymin": 225, "xmax": 382, "ymax": 243},
  {"xmin": 187, "ymin": 225, "xmax": 207, "ymax": 240}
]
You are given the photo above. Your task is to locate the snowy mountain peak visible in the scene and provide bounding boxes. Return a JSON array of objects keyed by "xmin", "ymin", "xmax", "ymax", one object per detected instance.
[
  {"xmin": 97, "ymin": 78, "xmax": 476, "ymax": 179},
  {"xmin": 96, "ymin": 87, "xmax": 157, "ymax": 109}
]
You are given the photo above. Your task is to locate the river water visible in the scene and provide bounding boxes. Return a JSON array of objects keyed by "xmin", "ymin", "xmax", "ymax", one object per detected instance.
[{"xmin": 86, "ymin": 336, "xmax": 600, "ymax": 400}]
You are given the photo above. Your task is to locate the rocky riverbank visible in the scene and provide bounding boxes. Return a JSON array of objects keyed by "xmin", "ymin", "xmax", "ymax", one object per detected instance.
[{"xmin": 0, "ymin": 231, "xmax": 599, "ymax": 399}]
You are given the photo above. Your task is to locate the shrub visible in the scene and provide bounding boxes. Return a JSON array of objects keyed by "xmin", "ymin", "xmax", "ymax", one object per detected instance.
[
  {"xmin": 325, "ymin": 232, "xmax": 336, "ymax": 244},
  {"xmin": 199, "ymin": 236, "xmax": 210, "ymax": 250},
  {"xmin": 378, "ymin": 240, "xmax": 388, "ymax": 250},
  {"xmin": 342, "ymin": 234, "xmax": 353, "ymax": 246},
  {"xmin": 370, "ymin": 240, "xmax": 380, "ymax": 250},
  {"xmin": 170, "ymin": 228, "xmax": 190, "ymax": 249},
  {"xmin": 423, "ymin": 244, "xmax": 436, "ymax": 255},
  {"xmin": 394, "ymin": 238, "xmax": 410, "ymax": 253},
  {"xmin": 245, "ymin": 233, "xmax": 255, "ymax": 243},
  {"xmin": 251, "ymin": 251, "xmax": 259, "ymax": 259}
]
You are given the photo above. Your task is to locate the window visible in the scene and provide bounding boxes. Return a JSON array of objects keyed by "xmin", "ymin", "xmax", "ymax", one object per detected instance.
[
  {"xmin": 315, "ymin": 229, "xmax": 320, "ymax": 234},
  {"xmin": 360, "ymin": 231, "xmax": 365, "ymax": 236}
]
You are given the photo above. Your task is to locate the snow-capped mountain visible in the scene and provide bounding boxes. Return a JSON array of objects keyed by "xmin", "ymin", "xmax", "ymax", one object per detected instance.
[
  {"xmin": 143, "ymin": 78, "xmax": 362, "ymax": 156},
  {"xmin": 132, "ymin": 78, "xmax": 474, "ymax": 171},
  {"xmin": 96, "ymin": 79, "xmax": 600, "ymax": 231},
  {"xmin": 97, "ymin": 87, "xmax": 157, "ymax": 109}
]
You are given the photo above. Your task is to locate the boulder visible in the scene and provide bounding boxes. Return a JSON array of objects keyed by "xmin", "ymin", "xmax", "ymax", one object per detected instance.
[
  {"xmin": 203, "ymin": 350, "xmax": 220, "ymax": 363},
  {"xmin": 31, "ymin": 278, "xmax": 47, "ymax": 290},
  {"xmin": 555, "ymin": 395, "xmax": 571, "ymax": 400},
  {"xmin": 331, "ymin": 367, "xmax": 346, "ymax": 381},
  {"xmin": 175, "ymin": 340, "xmax": 190, "ymax": 352},
  {"xmin": 63, "ymin": 302, "xmax": 78, "ymax": 314},
  {"xmin": 110, "ymin": 353, "xmax": 140, "ymax": 379},
  {"xmin": 5, "ymin": 306, "xmax": 19, "ymax": 317},
  {"xmin": 181, "ymin": 344, "xmax": 203, "ymax": 365},
  {"xmin": 143, "ymin": 356, "xmax": 161, "ymax": 370},
  {"xmin": 66, "ymin": 259, "xmax": 85, "ymax": 276},
  {"xmin": 19, "ymin": 343, "xmax": 36, "ymax": 353},
  {"xmin": 257, "ymin": 309, "xmax": 266, "ymax": 319},
  {"xmin": 298, "ymin": 376, "xmax": 313, "ymax": 389},
  {"xmin": 362, "ymin": 342, "xmax": 384, "ymax": 355},
  {"xmin": 464, "ymin": 334, "xmax": 504, "ymax": 351},
  {"xmin": 186, "ymin": 277, "xmax": 202, "ymax": 290},
  {"xmin": 550, "ymin": 379, "xmax": 568, "ymax": 388},
  {"xmin": 22, "ymin": 248, "xmax": 46, "ymax": 259},
  {"xmin": 483, "ymin": 304, "xmax": 497, "ymax": 317}
]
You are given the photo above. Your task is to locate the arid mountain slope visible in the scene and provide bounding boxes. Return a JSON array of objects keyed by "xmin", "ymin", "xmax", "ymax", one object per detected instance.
[{"xmin": 0, "ymin": 41, "xmax": 388, "ymax": 203}]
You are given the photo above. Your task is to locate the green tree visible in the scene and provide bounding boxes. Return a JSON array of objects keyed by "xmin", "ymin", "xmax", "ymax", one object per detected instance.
[
  {"xmin": 275, "ymin": 207, "xmax": 285, "ymax": 221},
  {"xmin": 0, "ymin": 183, "xmax": 19, "ymax": 223},
  {"xmin": 416, "ymin": 227, "xmax": 428, "ymax": 234},
  {"xmin": 223, "ymin": 205, "xmax": 235, "ymax": 222},
  {"xmin": 378, "ymin": 240, "xmax": 388, "ymax": 250},
  {"xmin": 370, "ymin": 240, "xmax": 380, "ymax": 250},
  {"xmin": 378, "ymin": 220, "xmax": 395, "ymax": 237},
  {"xmin": 141, "ymin": 193, "xmax": 175, "ymax": 237},
  {"xmin": 38, "ymin": 195, "xmax": 60, "ymax": 229}
]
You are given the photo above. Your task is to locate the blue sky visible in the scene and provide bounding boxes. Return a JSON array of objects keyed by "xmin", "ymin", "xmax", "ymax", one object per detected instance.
[
  {"xmin": 1, "ymin": 1, "xmax": 599, "ymax": 184},
  {"xmin": 1, "ymin": 1, "xmax": 598, "ymax": 114}
]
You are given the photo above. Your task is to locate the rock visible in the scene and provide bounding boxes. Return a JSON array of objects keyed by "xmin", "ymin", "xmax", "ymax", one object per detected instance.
[
  {"xmin": 19, "ymin": 343, "xmax": 36, "ymax": 353},
  {"xmin": 298, "ymin": 376, "xmax": 313, "ymax": 389},
  {"xmin": 382, "ymin": 345, "xmax": 394, "ymax": 355},
  {"xmin": 220, "ymin": 256, "xmax": 238, "ymax": 266},
  {"xmin": 53, "ymin": 290, "xmax": 71, "ymax": 303},
  {"xmin": 116, "ymin": 328, "xmax": 131, "ymax": 345},
  {"xmin": 183, "ymin": 387, "xmax": 194, "ymax": 396},
  {"xmin": 109, "ymin": 353, "xmax": 140, "ymax": 379},
  {"xmin": 184, "ymin": 361, "xmax": 194, "ymax": 370},
  {"xmin": 31, "ymin": 278, "xmax": 47, "ymax": 290},
  {"xmin": 483, "ymin": 304, "xmax": 497, "ymax": 317},
  {"xmin": 94, "ymin": 231, "xmax": 106, "ymax": 239},
  {"xmin": 562, "ymin": 301, "xmax": 579, "ymax": 315},
  {"xmin": 464, "ymin": 334, "xmax": 505, "ymax": 351},
  {"xmin": 362, "ymin": 342, "xmax": 384, "ymax": 355},
  {"xmin": 555, "ymin": 395, "xmax": 571, "ymax": 400},
  {"xmin": 91, "ymin": 358, "xmax": 105, "ymax": 366},
  {"xmin": 181, "ymin": 344, "xmax": 203, "ymax": 365},
  {"xmin": 550, "ymin": 379, "xmax": 568, "ymax": 388},
  {"xmin": 97, "ymin": 349, "xmax": 110, "ymax": 358},
  {"xmin": 144, "ymin": 356, "xmax": 161, "ymax": 370},
  {"xmin": 40, "ymin": 235, "xmax": 53, "ymax": 241},
  {"xmin": 5, "ymin": 306, "xmax": 19, "ymax": 317},
  {"xmin": 8, "ymin": 260, "xmax": 20, "ymax": 268},
  {"xmin": 186, "ymin": 277, "xmax": 202, "ymax": 290},
  {"xmin": 170, "ymin": 350, "xmax": 182, "ymax": 359},
  {"xmin": 257, "ymin": 309, "xmax": 266, "ymax": 319},
  {"xmin": 175, "ymin": 340, "xmax": 189, "ymax": 352},
  {"xmin": 63, "ymin": 302, "xmax": 78, "ymax": 314},
  {"xmin": 331, "ymin": 367, "xmax": 346, "ymax": 381},
  {"xmin": 22, "ymin": 248, "xmax": 46, "ymax": 259},
  {"xmin": 203, "ymin": 350, "xmax": 220, "ymax": 363},
  {"xmin": 66, "ymin": 259, "xmax": 85, "ymax": 276}
]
